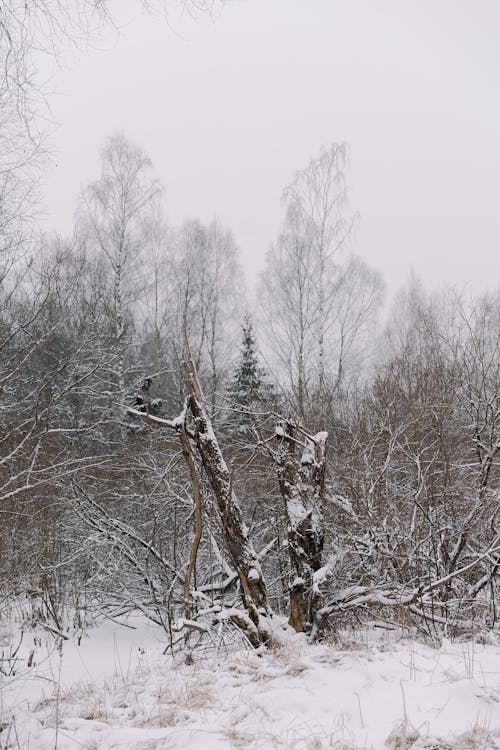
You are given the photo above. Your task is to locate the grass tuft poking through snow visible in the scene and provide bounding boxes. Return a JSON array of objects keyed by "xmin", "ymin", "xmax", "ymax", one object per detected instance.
[{"xmin": 1, "ymin": 614, "xmax": 499, "ymax": 749}]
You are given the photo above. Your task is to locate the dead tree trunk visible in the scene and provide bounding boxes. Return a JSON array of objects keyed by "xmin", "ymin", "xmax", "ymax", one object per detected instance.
[
  {"xmin": 181, "ymin": 360, "xmax": 270, "ymax": 644},
  {"xmin": 180, "ymin": 426, "xmax": 203, "ymax": 621},
  {"xmin": 129, "ymin": 358, "xmax": 272, "ymax": 647},
  {"xmin": 275, "ymin": 420, "xmax": 327, "ymax": 635}
]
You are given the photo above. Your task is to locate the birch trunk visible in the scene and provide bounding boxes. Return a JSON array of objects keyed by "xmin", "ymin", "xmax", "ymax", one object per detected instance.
[{"xmin": 275, "ymin": 421, "xmax": 327, "ymax": 634}]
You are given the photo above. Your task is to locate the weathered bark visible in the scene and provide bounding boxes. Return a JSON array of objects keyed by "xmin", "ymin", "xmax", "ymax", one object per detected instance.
[
  {"xmin": 128, "ymin": 364, "xmax": 272, "ymax": 646},
  {"xmin": 181, "ymin": 359, "xmax": 271, "ymax": 643},
  {"xmin": 275, "ymin": 420, "xmax": 327, "ymax": 634},
  {"xmin": 180, "ymin": 426, "xmax": 203, "ymax": 620}
]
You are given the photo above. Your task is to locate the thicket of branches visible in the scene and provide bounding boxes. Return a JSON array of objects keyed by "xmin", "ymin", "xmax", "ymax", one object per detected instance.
[{"xmin": 1, "ymin": 129, "xmax": 498, "ymax": 653}]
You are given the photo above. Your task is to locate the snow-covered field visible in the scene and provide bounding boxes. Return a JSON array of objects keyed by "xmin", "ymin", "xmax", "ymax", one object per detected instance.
[{"xmin": 1, "ymin": 612, "xmax": 500, "ymax": 749}]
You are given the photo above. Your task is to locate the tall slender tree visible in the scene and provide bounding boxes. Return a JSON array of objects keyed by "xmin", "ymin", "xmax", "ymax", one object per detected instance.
[{"xmin": 78, "ymin": 133, "xmax": 163, "ymax": 435}]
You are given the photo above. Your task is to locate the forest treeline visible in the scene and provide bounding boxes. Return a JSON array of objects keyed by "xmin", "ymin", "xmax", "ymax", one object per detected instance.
[{"xmin": 1, "ymin": 132, "xmax": 498, "ymax": 651}]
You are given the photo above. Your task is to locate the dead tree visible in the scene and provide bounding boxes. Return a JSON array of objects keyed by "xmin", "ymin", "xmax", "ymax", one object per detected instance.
[
  {"xmin": 275, "ymin": 420, "xmax": 328, "ymax": 635},
  {"xmin": 129, "ymin": 357, "xmax": 273, "ymax": 647}
]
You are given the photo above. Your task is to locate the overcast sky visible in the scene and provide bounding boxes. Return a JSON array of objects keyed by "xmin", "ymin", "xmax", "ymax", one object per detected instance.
[{"xmin": 40, "ymin": 0, "xmax": 500, "ymax": 296}]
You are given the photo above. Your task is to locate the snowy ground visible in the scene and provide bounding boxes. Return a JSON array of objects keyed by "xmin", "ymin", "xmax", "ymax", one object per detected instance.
[{"xmin": 1, "ymin": 612, "xmax": 500, "ymax": 749}]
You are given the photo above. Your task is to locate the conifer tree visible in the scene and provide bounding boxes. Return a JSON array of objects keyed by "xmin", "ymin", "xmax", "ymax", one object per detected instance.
[{"xmin": 226, "ymin": 316, "xmax": 274, "ymax": 436}]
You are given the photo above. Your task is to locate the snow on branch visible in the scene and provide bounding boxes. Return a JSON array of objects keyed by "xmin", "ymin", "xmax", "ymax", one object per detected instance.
[
  {"xmin": 126, "ymin": 398, "xmax": 188, "ymax": 431},
  {"xmin": 321, "ymin": 534, "xmax": 500, "ymax": 618}
]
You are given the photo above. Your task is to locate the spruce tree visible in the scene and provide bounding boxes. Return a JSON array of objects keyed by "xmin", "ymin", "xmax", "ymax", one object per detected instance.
[{"xmin": 227, "ymin": 316, "xmax": 273, "ymax": 435}]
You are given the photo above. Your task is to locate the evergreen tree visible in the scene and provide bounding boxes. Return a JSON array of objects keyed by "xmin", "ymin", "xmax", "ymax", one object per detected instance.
[{"xmin": 226, "ymin": 316, "xmax": 274, "ymax": 435}]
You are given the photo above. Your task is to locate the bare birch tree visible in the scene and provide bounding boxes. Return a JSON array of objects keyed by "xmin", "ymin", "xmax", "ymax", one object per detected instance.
[
  {"xmin": 283, "ymin": 143, "xmax": 355, "ymax": 407},
  {"xmin": 170, "ymin": 218, "xmax": 244, "ymax": 407},
  {"xmin": 259, "ymin": 146, "xmax": 381, "ymax": 421},
  {"xmin": 78, "ymin": 133, "xmax": 162, "ymax": 433}
]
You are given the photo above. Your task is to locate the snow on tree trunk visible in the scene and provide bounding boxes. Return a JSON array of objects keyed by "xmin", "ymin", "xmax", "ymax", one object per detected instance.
[
  {"xmin": 275, "ymin": 421, "xmax": 327, "ymax": 635},
  {"xmin": 181, "ymin": 359, "xmax": 271, "ymax": 645}
]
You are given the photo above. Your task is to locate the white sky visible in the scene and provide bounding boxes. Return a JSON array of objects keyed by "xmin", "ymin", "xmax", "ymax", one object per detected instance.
[{"xmin": 40, "ymin": 0, "xmax": 500, "ymax": 296}]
